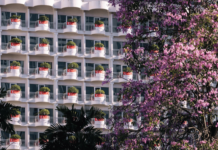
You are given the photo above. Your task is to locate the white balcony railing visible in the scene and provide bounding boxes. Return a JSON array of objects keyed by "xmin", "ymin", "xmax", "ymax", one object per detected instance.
[
  {"xmin": 1, "ymin": 19, "xmax": 27, "ymax": 27},
  {"xmin": 29, "ymin": 44, "xmax": 54, "ymax": 52},
  {"xmin": 1, "ymin": 43, "xmax": 26, "ymax": 51}
]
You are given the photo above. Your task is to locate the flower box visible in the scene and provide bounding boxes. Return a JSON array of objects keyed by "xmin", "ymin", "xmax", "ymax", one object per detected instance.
[
  {"xmin": 66, "ymin": 69, "xmax": 77, "ymax": 77},
  {"xmin": 11, "ymin": 43, "xmax": 21, "ymax": 50},
  {"xmin": 39, "ymin": 67, "xmax": 49, "ymax": 76},
  {"xmin": 66, "ymin": 45, "xmax": 77, "ymax": 55},
  {"xmin": 39, "ymin": 20, "xmax": 49, "ymax": 27},
  {"xmin": 123, "ymin": 72, "xmax": 133, "ymax": 80},
  {"xmin": 39, "ymin": 115, "xmax": 49, "ymax": 124},
  {"xmin": 67, "ymin": 22, "xmax": 77, "ymax": 30},
  {"xmin": 11, "ymin": 19, "xmax": 21, "ymax": 26},
  {"xmin": 10, "ymin": 66, "xmax": 20, "ymax": 75},
  {"xmin": 68, "ymin": 92, "xmax": 77, "ymax": 100},
  {"xmin": 39, "ymin": 43, "xmax": 49, "ymax": 51},
  {"xmin": 11, "ymin": 114, "xmax": 20, "ymax": 122},
  {"xmin": 94, "ymin": 47, "xmax": 104, "ymax": 55},
  {"xmin": 95, "ymin": 118, "xmax": 105, "ymax": 125},
  {"xmin": 10, "ymin": 90, "xmax": 21, "ymax": 99},
  {"xmin": 39, "ymin": 91, "xmax": 49, "ymax": 99},
  {"xmin": 95, "ymin": 70, "xmax": 105, "ymax": 79},
  {"xmin": 150, "ymin": 50, "xmax": 159, "ymax": 54},
  {"xmin": 94, "ymin": 94, "xmax": 105, "ymax": 101},
  {"xmin": 95, "ymin": 24, "xmax": 104, "ymax": 31}
]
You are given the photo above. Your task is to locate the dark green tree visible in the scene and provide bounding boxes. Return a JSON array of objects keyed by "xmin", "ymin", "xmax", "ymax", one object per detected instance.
[{"xmin": 40, "ymin": 105, "xmax": 105, "ymax": 150}]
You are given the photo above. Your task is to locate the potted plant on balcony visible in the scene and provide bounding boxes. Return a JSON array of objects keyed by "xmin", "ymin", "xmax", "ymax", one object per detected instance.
[
  {"xmin": 123, "ymin": 44, "xmax": 131, "ymax": 53},
  {"xmin": 94, "ymin": 111, "xmax": 105, "ymax": 123},
  {"xmin": 39, "ymin": 38, "xmax": 49, "ymax": 52},
  {"xmin": 10, "ymin": 61, "xmax": 21, "ymax": 75},
  {"xmin": 149, "ymin": 44, "xmax": 159, "ymax": 54},
  {"xmin": 98, "ymin": 137, "xmax": 106, "ymax": 145},
  {"xmin": 11, "ymin": 108, "xmax": 21, "ymax": 122},
  {"xmin": 39, "ymin": 109, "xmax": 50, "ymax": 124},
  {"xmin": 94, "ymin": 43, "xmax": 105, "ymax": 55},
  {"xmin": 95, "ymin": 65, "xmax": 105, "ymax": 79},
  {"xmin": 10, "ymin": 15, "xmax": 21, "ymax": 26},
  {"xmin": 66, "ymin": 41, "xmax": 77, "ymax": 55},
  {"xmin": 39, "ymin": 62, "xmax": 51, "ymax": 76},
  {"xmin": 10, "ymin": 134, "xmax": 21, "ymax": 145},
  {"xmin": 10, "ymin": 38, "xmax": 22, "ymax": 50},
  {"xmin": 67, "ymin": 62, "xmax": 78, "ymax": 77},
  {"xmin": 38, "ymin": 15, "xmax": 49, "ymax": 28},
  {"xmin": 67, "ymin": 18, "xmax": 78, "ymax": 29},
  {"xmin": 95, "ymin": 20, "xmax": 104, "ymax": 31},
  {"xmin": 39, "ymin": 87, "xmax": 50, "ymax": 100},
  {"xmin": 10, "ymin": 84, "xmax": 21, "ymax": 99},
  {"xmin": 122, "ymin": 20, "xmax": 132, "ymax": 29},
  {"xmin": 68, "ymin": 87, "xmax": 78, "ymax": 101},
  {"xmin": 123, "ymin": 67, "xmax": 133, "ymax": 80},
  {"xmin": 94, "ymin": 89, "xmax": 105, "ymax": 102},
  {"xmin": 69, "ymin": 135, "xmax": 76, "ymax": 143}
]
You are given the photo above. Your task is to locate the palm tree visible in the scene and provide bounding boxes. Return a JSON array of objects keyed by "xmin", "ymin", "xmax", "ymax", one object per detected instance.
[{"xmin": 40, "ymin": 104, "xmax": 105, "ymax": 150}]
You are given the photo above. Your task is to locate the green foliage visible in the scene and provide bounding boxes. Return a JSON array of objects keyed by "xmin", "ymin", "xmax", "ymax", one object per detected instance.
[
  {"xmin": 68, "ymin": 87, "xmax": 79, "ymax": 93},
  {"xmin": 40, "ymin": 39, "xmax": 49, "ymax": 44},
  {"xmin": 95, "ymin": 111, "xmax": 106, "ymax": 118},
  {"xmin": 99, "ymin": 137, "xmax": 106, "ymax": 142},
  {"xmin": 95, "ymin": 43, "xmax": 104, "ymax": 47},
  {"xmin": 95, "ymin": 89, "xmax": 105, "ymax": 94},
  {"xmin": 68, "ymin": 62, "xmax": 79, "ymax": 69},
  {"xmin": 12, "ymin": 108, "xmax": 21, "ymax": 115},
  {"xmin": 67, "ymin": 41, "xmax": 76, "ymax": 46},
  {"xmin": 38, "ymin": 15, "xmax": 49, "ymax": 21},
  {"xmin": 39, "ymin": 87, "xmax": 50, "ymax": 92},
  {"xmin": 95, "ymin": 20, "xmax": 104, "ymax": 25},
  {"xmin": 10, "ymin": 85, "xmax": 21, "ymax": 91},
  {"xmin": 68, "ymin": 18, "xmax": 78, "ymax": 22},
  {"xmin": 123, "ymin": 44, "xmax": 132, "ymax": 49},
  {"xmin": 40, "ymin": 62, "xmax": 51, "ymax": 68},
  {"xmin": 10, "ymin": 38, "xmax": 22, "ymax": 43},
  {"xmin": 69, "ymin": 135, "xmax": 76, "ymax": 141},
  {"xmin": 95, "ymin": 65, "xmax": 104, "ymax": 71},
  {"xmin": 10, "ymin": 134, "xmax": 21, "ymax": 139},
  {"xmin": 123, "ymin": 67, "xmax": 132, "ymax": 72},
  {"xmin": 122, "ymin": 20, "xmax": 132, "ymax": 27},
  {"xmin": 150, "ymin": 44, "xmax": 159, "ymax": 50},
  {"xmin": 10, "ymin": 15, "xmax": 21, "ymax": 19},
  {"xmin": 39, "ymin": 109, "xmax": 50, "ymax": 115},
  {"xmin": 10, "ymin": 61, "xmax": 20, "ymax": 66}
]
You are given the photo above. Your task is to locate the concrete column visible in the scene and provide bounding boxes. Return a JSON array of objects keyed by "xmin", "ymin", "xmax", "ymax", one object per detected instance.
[
  {"xmin": 27, "ymin": 8, "xmax": 30, "ymax": 29},
  {"xmin": 82, "ymin": 35, "xmax": 86, "ymax": 55},
  {"xmin": 0, "ymin": 77, "xmax": 2, "ymax": 87},
  {"xmin": 109, "ymin": 13, "xmax": 113, "ymax": 33},
  {"xmin": 54, "ymin": 9, "xmax": 58, "ymax": 30},
  {"xmin": 25, "ymin": 55, "xmax": 29, "ymax": 75},
  {"xmin": 109, "ymin": 59, "xmax": 114, "ymax": 78},
  {"xmin": 109, "ymin": 36, "xmax": 113, "ymax": 56},
  {"xmin": 26, "ymin": 127, "xmax": 29, "ymax": 148},
  {"xmin": 82, "ymin": 58, "xmax": 85, "ymax": 78},
  {"xmin": 0, "ymin": 30, "xmax": 2, "ymax": 51},
  {"xmin": 110, "ymin": 82, "xmax": 114, "ymax": 103},
  {"xmin": 53, "ymin": 33, "xmax": 58, "ymax": 53},
  {"xmin": 26, "ymin": 79, "xmax": 29, "ymax": 100},
  {"xmin": 82, "ymin": 82, "xmax": 86, "ymax": 102},
  {"xmin": 26, "ymin": 32, "xmax": 30, "ymax": 52},
  {"xmin": 0, "ymin": 54, "xmax": 2, "ymax": 73},
  {"xmin": 54, "ymin": 79, "xmax": 58, "ymax": 101},
  {"xmin": 0, "ymin": 7, "xmax": 1, "ymax": 27},
  {"xmin": 25, "ymin": 103, "xmax": 29, "ymax": 124},
  {"xmin": 54, "ymin": 56, "xmax": 58, "ymax": 77},
  {"xmin": 82, "ymin": 11, "xmax": 86, "ymax": 31},
  {"xmin": 53, "ymin": 103, "xmax": 58, "ymax": 123}
]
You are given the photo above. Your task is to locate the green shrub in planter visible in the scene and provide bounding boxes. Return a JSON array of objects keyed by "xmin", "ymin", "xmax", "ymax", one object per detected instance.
[
  {"xmin": 68, "ymin": 62, "xmax": 79, "ymax": 69},
  {"xmin": 123, "ymin": 44, "xmax": 131, "ymax": 49},
  {"xmin": 40, "ymin": 39, "xmax": 49, "ymax": 44},
  {"xmin": 69, "ymin": 135, "xmax": 76, "ymax": 141},
  {"xmin": 123, "ymin": 67, "xmax": 132, "ymax": 72},
  {"xmin": 11, "ymin": 134, "xmax": 21, "ymax": 139},
  {"xmin": 122, "ymin": 20, "xmax": 132, "ymax": 27},
  {"xmin": 68, "ymin": 87, "xmax": 79, "ymax": 93},
  {"xmin": 100, "ymin": 137, "xmax": 106, "ymax": 142},
  {"xmin": 38, "ymin": 15, "xmax": 49, "ymax": 21},
  {"xmin": 40, "ymin": 62, "xmax": 51, "ymax": 68},
  {"xmin": 95, "ymin": 20, "xmax": 104, "ymax": 25},
  {"xmin": 95, "ymin": 110, "xmax": 106, "ymax": 119},
  {"xmin": 68, "ymin": 18, "xmax": 78, "ymax": 23},
  {"xmin": 10, "ymin": 15, "xmax": 21, "ymax": 19},
  {"xmin": 39, "ymin": 87, "xmax": 50, "ymax": 92},
  {"xmin": 150, "ymin": 44, "xmax": 159, "ymax": 50},
  {"xmin": 95, "ymin": 89, "xmax": 105, "ymax": 94},
  {"xmin": 67, "ymin": 41, "xmax": 76, "ymax": 46},
  {"xmin": 95, "ymin": 65, "xmax": 104, "ymax": 71},
  {"xmin": 11, "ymin": 85, "xmax": 21, "ymax": 91},
  {"xmin": 10, "ymin": 61, "xmax": 20, "ymax": 66},
  {"xmin": 12, "ymin": 108, "xmax": 21, "ymax": 115},
  {"xmin": 95, "ymin": 43, "xmax": 104, "ymax": 47},
  {"xmin": 39, "ymin": 109, "xmax": 50, "ymax": 115},
  {"xmin": 10, "ymin": 38, "xmax": 22, "ymax": 43}
]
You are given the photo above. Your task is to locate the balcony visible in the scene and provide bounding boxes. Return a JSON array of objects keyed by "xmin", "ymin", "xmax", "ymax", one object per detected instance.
[
  {"xmin": 9, "ymin": 115, "xmax": 25, "ymax": 126},
  {"xmin": 57, "ymin": 46, "xmax": 82, "ymax": 57},
  {"xmin": 113, "ymin": 26, "xmax": 132, "ymax": 36},
  {"xmin": 2, "ymin": 139, "xmax": 23, "ymax": 150},
  {"xmin": 1, "ymin": 43, "xmax": 26, "ymax": 54},
  {"xmin": 86, "ymin": 94, "xmax": 109, "ymax": 105},
  {"xmin": 58, "ymin": 117, "xmax": 66, "ymax": 125},
  {"xmin": 113, "ymin": 95, "xmax": 122, "ymax": 106},
  {"xmin": 57, "ymin": 69, "xmax": 82, "ymax": 80},
  {"xmin": 29, "ymin": 140, "xmax": 39, "ymax": 147},
  {"xmin": 29, "ymin": 68, "xmax": 54, "ymax": 79},
  {"xmin": 123, "ymin": 119, "xmax": 138, "ymax": 130},
  {"xmin": 85, "ymin": 47, "xmax": 109, "ymax": 58},
  {"xmin": 3, "ymin": 90, "xmax": 25, "ymax": 102},
  {"xmin": 29, "ymin": 115, "xmax": 52, "ymax": 126},
  {"xmin": 58, "ymin": 93, "xmax": 83, "ymax": 104},
  {"xmin": 85, "ymin": 71, "xmax": 105, "ymax": 81},
  {"xmin": 30, "ymin": 21, "xmax": 55, "ymax": 31},
  {"xmin": 91, "ymin": 118, "xmax": 107, "ymax": 129},
  {"xmin": 29, "ymin": 92, "xmax": 54, "ymax": 103},
  {"xmin": 58, "ymin": 22, "xmax": 82, "ymax": 33},
  {"xmin": 60, "ymin": 0, "xmax": 82, "ymax": 8},
  {"xmin": 29, "ymin": 44, "xmax": 54, "ymax": 55},
  {"xmin": 1, "ymin": 19, "xmax": 27, "ymax": 30},
  {"xmin": 113, "ymin": 72, "xmax": 138, "ymax": 82},
  {"xmin": 85, "ymin": 23, "xmax": 110, "ymax": 35},
  {"xmin": 0, "ymin": 66, "xmax": 25, "ymax": 77},
  {"xmin": 113, "ymin": 49, "xmax": 124, "ymax": 59}
]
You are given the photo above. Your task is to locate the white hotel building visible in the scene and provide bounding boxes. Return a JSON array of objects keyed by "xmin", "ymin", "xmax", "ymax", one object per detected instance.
[{"xmin": 0, "ymin": 0, "xmax": 150, "ymax": 149}]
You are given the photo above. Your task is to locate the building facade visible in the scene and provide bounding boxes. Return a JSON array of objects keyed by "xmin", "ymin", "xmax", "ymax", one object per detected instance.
[{"xmin": 0, "ymin": 0, "xmax": 150, "ymax": 149}]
